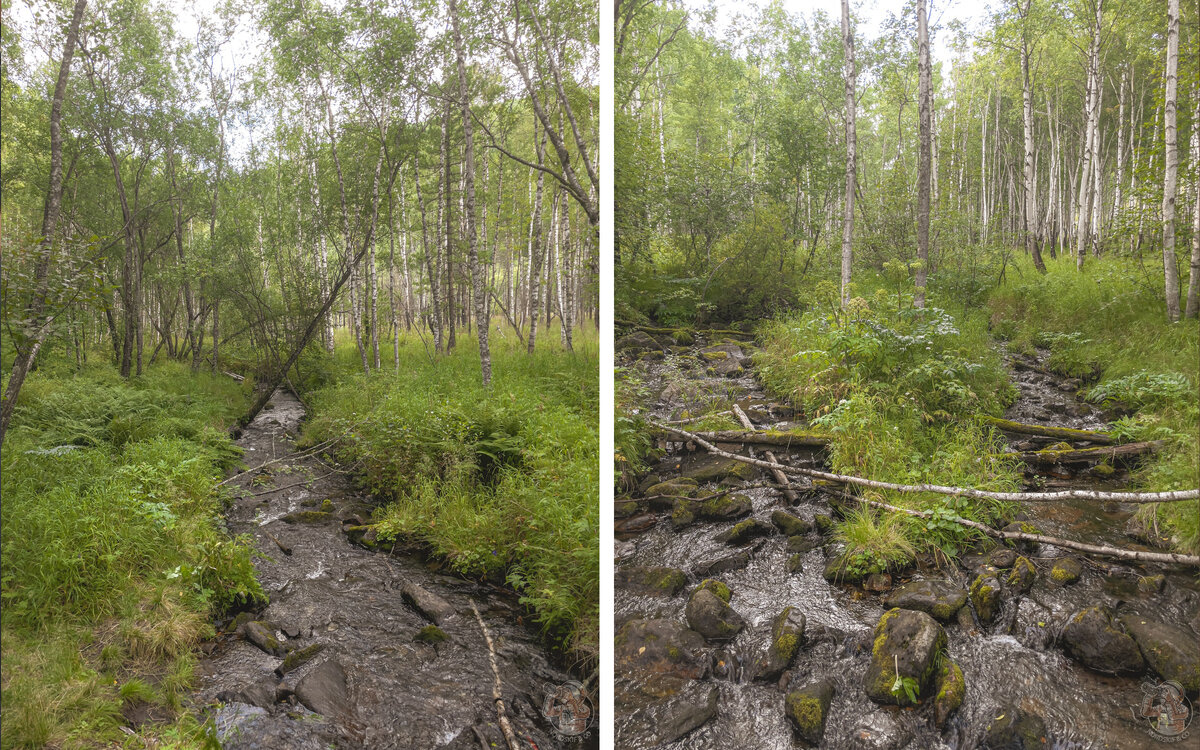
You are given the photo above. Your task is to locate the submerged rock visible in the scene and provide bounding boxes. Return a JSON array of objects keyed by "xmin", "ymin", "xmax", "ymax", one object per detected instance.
[
  {"xmin": 616, "ymin": 566, "xmax": 688, "ymax": 597},
  {"xmin": 982, "ymin": 703, "xmax": 1049, "ymax": 750},
  {"xmin": 281, "ymin": 510, "xmax": 331, "ymax": 524},
  {"xmin": 863, "ymin": 608, "xmax": 947, "ymax": 706},
  {"xmin": 714, "ymin": 518, "xmax": 774, "ymax": 545},
  {"xmin": 400, "ymin": 583, "xmax": 455, "ymax": 625},
  {"xmin": 786, "ymin": 554, "xmax": 805, "ymax": 574},
  {"xmin": 755, "ymin": 606, "xmax": 805, "ymax": 681},
  {"xmin": 1061, "ymin": 606, "xmax": 1145, "ymax": 675},
  {"xmin": 685, "ymin": 588, "xmax": 745, "ymax": 641},
  {"xmin": 1048, "ymin": 557, "xmax": 1082, "ymax": 586},
  {"xmin": 294, "ymin": 660, "xmax": 353, "ymax": 719},
  {"xmin": 784, "ymin": 679, "xmax": 834, "ymax": 746},
  {"xmin": 1118, "ymin": 614, "xmax": 1200, "ymax": 692},
  {"xmin": 693, "ymin": 549, "xmax": 754, "ymax": 577},
  {"xmin": 615, "ymin": 618, "xmax": 707, "ymax": 680},
  {"xmin": 882, "ymin": 580, "xmax": 967, "ymax": 622}
]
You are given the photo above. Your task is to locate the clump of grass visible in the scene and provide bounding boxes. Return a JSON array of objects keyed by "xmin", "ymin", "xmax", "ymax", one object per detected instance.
[
  {"xmin": 303, "ymin": 330, "xmax": 599, "ymax": 665},
  {"xmin": 833, "ymin": 508, "xmax": 916, "ymax": 578}
]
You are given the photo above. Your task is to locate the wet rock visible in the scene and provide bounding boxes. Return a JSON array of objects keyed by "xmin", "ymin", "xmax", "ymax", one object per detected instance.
[
  {"xmin": 616, "ymin": 331, "xmax": 659, "ymax": 352},
  {"xmin": 787, "ymin": 536, "xmax": 819, "ymax": 554},
  {"xmin": 632, "ymin": 685, "xmax": 718, "ymax": 746},
  {"xmin": 614, "ymin": 497, "xmax": 643, "ymax": 518},
  {"xmin": 281, "ymin": 510, "xmax": 332, "ymax": 524},
  {"xmin": 218, "ymin": 678, "xmax": 278, "ymax": 709},
  {"xmin": 863, "ymin": 608, "xmax": 947, "ymax": 706},
  {"xmin": 932, "ymin": 659, "xmax": 965, "ymax": 727},
  {"xmin": 714, "ymin": 518, "xmax": 774, "ymax": 545},
  {"xmin": 1048, "ymin": 557, "xmax": 1082, "ymax": 586},
  {"xmin": 970, "ymin": 569, "xmax": 1003, "ymax": 625},
  {"xmin": 616, "ymin": 566, "xmax": 688, "ymax": 596},
  {"xmin": 707, "ymin": 357, "xmax": 745, "ymax": 377},
  {"xmin": 988, "ymin": 547, "xmax": 1018, "ymax": 568},
  {"xmin": 813, "ymin": 514, "xmax": 835, "ymax": 535},
  {"xmin": 1118, "ymin": 614, "xmax": 1200, "ymax": 692},
  {"xmin": 692, "ymin": 579, "xmax": 731, "ymax": 603},
  {"xmin": 227, "ymin": 611, "xmax": 257, "ymax": 633},
  {"xmin": 413, "ymin": 625, "xmax": 448, "ymax": 646},
  {"xmin": 983, "ymin": 703, "xmax": 1049, "ymax": 750},
  {"xmin": 636, "ymin": 473, "xmax": 663, "ymax": 493},
  {"xmin": 670, "ymin": 499, "xmax": 698, "ymax": 528},
  {"xmin": 693, "ymin": 549, "xmax": 753, "ymax": 577},
  {"xmin": 787, "ymin": 554, "xmax": 805, "ymax": 574},
  {"xmin": 863, "ymin": 573, "xmax": 893, "ymax": 592},
  {"xmin": 1061, "ymin": 606, "xmax": 1145, "ymax": 675},
  {"xmin": 847, "ymin": 709, "xmax": 913, "ymax": 750},
  {"xmin": 784, "ymin": 679, "xmax": 833, "ymax": 746},
  {"xmin": 711, "ymin": 648, "xmax": 739, "ymax": 680},
  {"xmin": 882, "ymin": 580, "xmax": 968, "ymax": 622},
  {"xmin": 681, "ymin": 455, "xmax": 757, "ymax": 483},
  {"xmin": 344, "ymin": 524, "xmax": 382, "ymax": 550},
  {"xmin": 242, "ymin": 621, "xmax": 288, "ymax": 657},
  {"xmin": 685, "ymin": 588, "xmax": 745, "ymax": 641},
  {"xmin": 1007, "ymin": 556, "xmax": 1037, "ymax": 593},
  {"xmin": 277, "ymin": 643, "xmax": 325, "ymax": 675},
  {"xmin": 644, "ymin": 478, "xmax": 698, "ymax": 509},
  {"xmin": 756, "ymin": 606, "xmax": 805, "ymax": 681},
  {"xmin": 699, "ymin": 492, "xmax": 752, "ymax": 520},
  {"xmin": 1137, "ymin": 574, "xmax": 1166, "ymax": 594},
  {"xmin": 771, "ymin": 510, "xmax": 811, "ymax": 536},
  {"xmin": 615, "ymin": 618, "xmax": 707, "ymax": 680},
  {"xmin": 956, "ymin": 605, "xmax": 978, "ymax": 634},
  {"xmin": 294, "ymin": 660, "xmax": 353, "ymax": 719},
  {"xmin": 400, "ymin": 583, "xmax": 455, "ymax": 625},
  {"xmin": 615, "ymin": 514, "xmax": 657, "ymax": 535}
]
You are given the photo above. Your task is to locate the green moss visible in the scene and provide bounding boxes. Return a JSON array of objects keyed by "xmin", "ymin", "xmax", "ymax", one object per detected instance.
[
  {"xmin": 785, "ymin": 693, "xmax": 823, "ymax": 735},
  {"xmin": 694, "ymin": 579, "xmax": 732, "ymax": 603},
  {"xmin": 278, "ymin": 643, "xmax": 325, "ymax": 673},
  {"xmin": 647, "ymin": 568, "xmax": 687, "ymax": 593},
  {"xmin": 320, "ymin": 499, "xmax": 334, "ymax": 512},
  {"xmin": 775, "ymin": 632, "xmax": 800, "ymax": 660},
  {"xmin": 700, "ymin": 351, "xmax": 730, "ymax": 362},
  {"xmin": 281, "ymin": 510, "xmax": 331, "ymax": 524},
  {"xmin": 415, "ymin": 625, "xmax": 448, "ymax": 645}
]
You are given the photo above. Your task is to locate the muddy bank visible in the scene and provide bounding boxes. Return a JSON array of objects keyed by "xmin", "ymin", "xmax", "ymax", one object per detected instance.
[
  {"xmin": 615, "ymin": 331, "xmax": 1199, "ymax": 749},
  {"xmin": 192, "ymin": 389, "xmax": 596, "ymax": 749}
]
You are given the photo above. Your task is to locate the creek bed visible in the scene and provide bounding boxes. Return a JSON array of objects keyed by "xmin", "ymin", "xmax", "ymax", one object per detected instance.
[{"xmin": 615, "ymin": 332, "xmax": 1199, "ymax": 750}]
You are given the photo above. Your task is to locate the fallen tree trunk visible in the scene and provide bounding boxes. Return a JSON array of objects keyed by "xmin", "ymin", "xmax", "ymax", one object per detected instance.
[
  {"xmin": 654, "ymin": 428, "xmax": 830, "ymax": 449},
  {"xmin": 650, "ymin": 420, "xmax": 1200, "ymax": 504},
  {"xmin": 732, "ymin": 404, "xmax": 797, "ymax": 503},
  {"xmin": 470, "ymin": 600, "xmax": 522, "ymax": 750},
  {"xmin": 1012, "ymin": 440, "xmax": 1164, "ymax": 465},
  {"xmin": 615, "ymin": 320, "xmax": 756, "ymax": 339},
  {"xmin": 980, "ymin": 415, "xmax": 1116, "ymax": 445},
  {"xmin": 824, "ymin": 487, "xmax": 1200, "ymax": 567}
]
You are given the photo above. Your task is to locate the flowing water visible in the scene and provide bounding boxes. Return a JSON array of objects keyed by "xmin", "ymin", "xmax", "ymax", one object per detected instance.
[
  {"xmin": 615, "ymin": 334, "xmax": 1198, "ymax": 750},
  {"xmin": 191, "ymin": 390, "xmax": 596, "ymax": 749}
]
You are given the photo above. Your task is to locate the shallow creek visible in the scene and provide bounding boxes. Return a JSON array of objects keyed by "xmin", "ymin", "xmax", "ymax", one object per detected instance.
[
  {"xmin": 614, "ymin": 333, "xmax": 1198, "ymax": 750},
  {"xmin": 191, "ymin": 389, "xmax": 596, "ymax": 749}
]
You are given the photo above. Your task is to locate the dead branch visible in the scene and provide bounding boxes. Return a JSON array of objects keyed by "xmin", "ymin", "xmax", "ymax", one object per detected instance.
[
  {"xmin": 732, "ymin": 404, "xmax": 797, "ymax": 503},
  {"xmin": 980, "ymin": 415, "xmax": 1117, "ymax": 445},
  {"xmin": 470, "ymin": 600, "xmax": 522, "ymax": 750}
]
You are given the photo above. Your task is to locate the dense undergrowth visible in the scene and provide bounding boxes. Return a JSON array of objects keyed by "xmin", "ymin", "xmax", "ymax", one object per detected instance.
[
  {"xmin": 0, "ymin": 358, "xmax": 260, "ymax": 749},
  {"xmin": 301, "ymin": 325, "xmax": 600, "ymax": 666},
  {"xmin": 987, "ymin": 254, "xmax": 1200, "ymax": 553}
]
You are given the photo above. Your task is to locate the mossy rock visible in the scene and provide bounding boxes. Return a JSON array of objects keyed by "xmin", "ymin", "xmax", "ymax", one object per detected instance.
[
  {"xmin": 1061, "ymin": 606, "xmax": 1145, "ymax": 675},
  {"xmin": 932, "ymin": 660, "xmax": 965, "ymax": 727},
  {"xmin": 681, "ymin": 456, "xmax": 757, "ymax": 484},
  {"xmin": 672, "ymin": 330, "xmax": 695, "ymax": 346},
  {"xmin": 969, "ymin": 569, "xmax": 1002, "ymax": 625},
  {"xmin": 863, "ymin": 608, "xmax": 947, "ymax": 706},
  {"xmin": 1049, "ymin": 558, "xmax": 1082, "ymax": 586},
  {"xmin": 1089, "ymin": 462, "xmax": 1117, "ymax": 478},
  {"xmin": 756, "ymin": 606, "xmax": 806, "ymax": 681},
  {"xmin": 644, "ymin": 478, "xmax": 699, "ymax": 508},
  {"xmin": 684, "ymin": 588, "xmax": 745, "ymax": 641},
  {"xmin": 813, "ymin": 514, "xmax": 835, "ymax": 535},
  {"xmin": 787, "ymin": 554, "xmax": 805, "ymax": 574},
  {"xmin": 881, "ymin": 580, "xmax": 967, "ymax": 622},
  {"xmin": 1007, "ymin": 556, "xmax": 1037, "ymax": 593},
  {"xmin": 277, "ymin": 643, "xmax": 325, "ymax": 675},
  {"xmin": 771, "ymin": 510, "xmax": 812, "ymax": 536},
  {"xmin": 1118, "ymin": 614, "xmax": 1200, "ymax": 692},
  {"xmin": 784, "ymin": 679, "xmax": 834, "ymax": 746},
  {"xmin": 615, "ymin": 497, "xmax": 644, "ymax": 519},
  {"xmin": 822, "ymin": 555, "xmax": 868, "ymax": 584},
  {"xmin": 1137, "ymin": 574, "xmax": 1165, "ymax": 594},
  {"xmin": 320, "ymin": 499, "xmax": 334, "ymax": 512},
  {"xmin": 787, "ymin": 536, "xmax": 819, "ymax": 554},
  {"xmin": 617, "ymin": 566, "xmax": 689, "ymax": 597},
  {"xmin": 242, "ymin": 621, "xmax": 288, "ymax": 657},
  {"xmin": 714, "ymin": 518, "xmax": 774, "ymax": 545},
  {"xmin": 414, "ymin": 625, "xmax": 448, "ymax": 645},
  {"xmin": 671, "ymin": 500, "xmax": 698, "ymax": 529},
  {"xmin": 692, "ymin": 578, "xmax": 732, "ymax": 604},
  {"xmin": 699, "ymin": 493, "xmax": 752, "ymax": 520},
  {"xmin": 698, "ymin": 350, "xmax": 730, "ymax": 362},
  {"xmin": 281, "ymin": 510, "xmax": 331, "ymax": 524}
]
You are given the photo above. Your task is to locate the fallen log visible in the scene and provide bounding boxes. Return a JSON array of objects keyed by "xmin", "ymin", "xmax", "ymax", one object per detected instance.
[
  {"xmin": 653, "ymin": 428, "xmax": 830, "ymax": 449},
  {"xmin": 732, "ymin": 404, "xmax": 797, "ymax": 503},
  {"xmin": 615, "ymin": 320, "xmax": 756, "ymax": 339},
  {"xmin": 649, "ymin": 420, "xmax": 1200, "ymax": 505},
  {"xmin": 824, "ymin": 487, "xmax": 1200, "ymax": 567},
  {"xmin": 1011, "ymin": 440, "xmax": 1165, "ymax": 465},
  {"xmin": 980, "ymin": 416, "xmax": 1116, "ymax": 445},
  {"xmin": 470, "ymin": 600, "xmax": 522, "ymax": 750}
]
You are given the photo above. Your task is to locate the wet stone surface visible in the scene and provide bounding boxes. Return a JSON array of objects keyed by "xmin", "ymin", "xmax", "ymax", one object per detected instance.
[
  {"xmin": 193, "ymin": 390, "xmax": 595, "ymax": 749},
  {"xmin": 615, "ymin": 335, "xmax": 1200, "ymax": 750}
]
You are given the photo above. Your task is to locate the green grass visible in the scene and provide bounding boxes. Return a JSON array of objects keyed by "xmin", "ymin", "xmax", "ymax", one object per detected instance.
[
  {"xmin": 302, "ymin": 324, "xmax": 599, "ymax": 666},
  {"xmin": 988, "ymin": 254, "xmax": 1200, "ymax": 553},
  {"xmin": 1, "ymin": 356, "xmax": 258, "ymax": 748}
]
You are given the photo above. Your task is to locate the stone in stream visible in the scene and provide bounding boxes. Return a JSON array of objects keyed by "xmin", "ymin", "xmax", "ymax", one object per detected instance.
[
  {"xmin": 615, "ymin": 514, "xmax": 657, "ymax": 535},
  {"xmin": 294, "ymin": 660, "xmax": 353, "ymax": 719},
  {"xmin": 1007, "ymin": 556, "xmax": 1037, "ymax": 593},
  {"xmin": 786, "ymin": 554, "xmax": 805, "ymax": 574},
  {"xmin": 217, "ymin": 678, "xmax": 278, "ymax": 710},
  {"xmin": 276, "ymin": 643, "xmax": 325, "ymax": 676},
  {"xmin": 1137, "ymin": 574, "xmax": 1166, "ymax": 594},
  {"xmin": 400, "ymin": 583, "xmax": 455, "ymax": 625},
  {"xmin": 755, "ymin": 606, "xmax": 806, "ymax": 681},
  {"xmin": 614, "ymin": 497, "xmax": 643, "ymax": 518},
  {"xmin": 862, "ymin": 608, "xmax": 947, "ymax": 707},
  {"xmin": 685, "ymin": 588, "xmax": 745, "ymax": 641},
  {"xmin": 787, "ymin": 536, "xmax": 819, "ymax": 554},
  {"xmin": 823, "ymin": 555, "xmax": 869, "ymax": 585},
  {"xmin": 1118, "ymin": 614, "xmax": 1200, "ymax": 692},
  {"xmin": 969, "ymin": 568, "xmax": 1003, "ymax": 625},
  {"xmin": 681, "ymin": 455, "xmax": 757, "ymax": 484},
  {"xmin": 813, "ymin": 513, "xmax": 835, "ymax": 535},
  {"xmin": 615, "ymin": 566, "xmax": 688, "ymax": 597},
  {"xmin": 882, "ymin": 580, "xmax": 968, "ymax": 622},
  {"xmin": 771, "ymin": 510, "xmax": 812, "ymax": 536},
  {"xmin": 988, "ymin": 547, "xmax": 1018, "ymax": 568},
  {"xmin": 619, "ymin": 683, "xmax": 718, "ymax": 747},
  {"xmin": 1060, "ymin": 606, "xmax": 1145, "ymax": 675},
  {"xmin": 932, "ymin": 659, "xmax": 966, "ymax": 728},
  {"xmin": 1048, "ymin": 557, "xmax": 1083, "ymax": 586},
  {"xmin": 281, "ymin": 510, "xmax": 332, "ymax": 524},
  {"xmin": 707, "ymin": 357, "xmax": 745, "ymax": 378},
  {"xmin": 670, "ymin": 500, "xmax": 698, "ymax": 528},
  {"xmin": 699, "ymin": 492, "xmax": 752, "ymax": 520},
  {"xmin": 241, "ymin": 621, "xmax": 289, "ymax": 657},
  {"xmin": 414, "ymin": 625, "xmax": 448, "ymax": 645},
  {"xmin": 846, "ymin": 709, "xmax": 913, "ymax": 750},
  {"xmin": 692, "ymin": 579, "xmax": 732, "ymax": 603},
  {"xmin": 784, "ymin": 679, "xmax": 834, "ymax": 746},
  {"xmin": 644, "ymin": 477, "xmax": 698, "ymax": 509},
  {"xmin": 615, "ymin": 618, "xmax": 707, "ymax": 680},
  {"xmin": 714, "ymin": 518, "xmax": 774, "ymax": 545},
  {"xmin": 1002, "ymin": 522, "xmax": 1041, "ymax": 554},
  {"xmin": 982, "ymin": 703, "xmax": 1049, "ymax": 750},
  {"xmin": 616, "ymin": 330, "xmax": 659, "ymax": 352},
  {"xmin": 863, "ymin": 573, "xmax": 892, "ymax": 592},
  {"xmin": 692, "ymin": 547, "xmax": 755, "ymax": 577}
]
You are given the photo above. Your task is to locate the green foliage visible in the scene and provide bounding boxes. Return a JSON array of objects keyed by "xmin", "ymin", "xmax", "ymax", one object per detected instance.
[
  {"xmin": 834, "ymin": 508, "xmax": 917, "ymax": 577},
  {"xmin": 303, "ymin": 333, "xmax": 599, "ymax": 662}
]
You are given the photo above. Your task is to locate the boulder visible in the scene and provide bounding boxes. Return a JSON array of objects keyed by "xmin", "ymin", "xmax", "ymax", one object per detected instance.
[
  {"xmin": 400, "ymin": 583, "xmax": 455, "ymax": 625},
  {"xmin": 983, "ymin": 704, "xmax": 1049, "ymax": 750},
  {"xmin": 863, "ymin": 608, "xmax": 947, "ymax": 706},
  {"xmin": 276, "ymin": 643, "xmax": 325, "ymax": 676},
  {"xmin": 699, "ymin": 493, "xmax": 752, "ymax": 520},
  {"xmin": 1061, "ymin": 606, "xmax": 1145, "ymax": 675},
  {"xmin": 614, "ymin": 498, "xmax": 643, "ymax": 519},
  {"xmin": 932, "ymin": 660, "xmax": 965, "ymax": 727},
  {"xmin": 670, "ymin": 500, "xmax": 698, "ymax": 528},
  {"xmin": 788, "ymin": 536, "xmax": 819, "ymax": 554},
  {"xmin": 217, "ymin": 678, "xmax": 278, "ymax": 710},
  {"xmin": 616, "ymin": 331, "xmax": 659, "ymax": 352},
  {"xmin": 615, "ymin": 514, "xmax": 657, "ymax": 535},
  {"xmin": 970, "ymin": 569, "xmax": 1003, "ymax": 625},
  {"xmin": 707, "ymin": 357, "xmax": 745, "ymax": 378},
  {"xmin": 771, "ymin": 510, "xmax": 812, "ymax": 536},
  {"xmin": 693, "ymin": 549, "xmax": 753, "ymax": 577},
  {"xmin": 786, "ymin": 554, "xmax": 805, "ymax": 574},
  {"xmin": 784, "ymin": 679, "xmax": 834, "ymax": 746},
  {"xmin": 846, "ymin": 709, "xmax": 913, "ymax": 750},
  {"xmin": 1138, "ymin": 574, "xmax": 1166, "ymax": 594},
  {"xmin": 692, "ymin": 579, "xmax": 731, "ymax": 603},
  {"xmin": 813, "ymin": 514, "xmax": 835, "ymax": 535},
  {"xmin": 1007, "ymin": 556, "xmax": 1037, "ymax": 593},
  {"xmin": 294, "ymin": 660, "xmax": 353, "ymax": 720},
  {"xmin": 714, "ymin": 518, "xmax": 774, "ymax": 545},
  {"xmin": 1118, "ymin": 614, "xmax": 1200, "ymax": 692},
  {"xmin": 685, "ymin": 588, "xmax": 745, "ymax": 641},
  {"xmin": 1048, "ymin": 558, "xmax": 1082, "ymax": 586},
  {"xmin": 615, "ymin": 566, "xmax": 688, "ymax": 597},
  {"xmin": 242, "ymin": 621, "xmax": 288, "ymax": 657},
  {"xmin": 988, "ymin": 547, "xmax": 1018, "ymax": 569},
  {"xmin": 823, "ymin": 555, "xmax": 868, "ymax": 584},
  {"xmin": 644, "ymin": 478, "xmax": 699, "ymax": 509},
  {"xmin": 755, "ymin": 607, "xmax": 805, "ymax": 681},
  {"xmin": 881, "ymin": 580, "xmax": 967, "ymax": 622},
  {"xmin": 863, "ymin": 573, "xmax": 893, "ymax": 593},
  {"xmin": 682, "ymin": 455, "xmax": 757, "ymax": 483},
  {"xmin": 619, "ymin": 684, "xmax": 718, "ymax": 747},
  {"xmin": 615, "ymin": 618, "xmax": 707, "ymax": 680}
]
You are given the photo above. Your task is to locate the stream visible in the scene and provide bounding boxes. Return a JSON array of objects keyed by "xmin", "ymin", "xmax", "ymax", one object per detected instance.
[
  {"xmin": 614, "ymin": 332, "xmax": 1199, "ymax": 749},
  {"xmin": 191, "ymin": 389, "xmax": 596, "ymax": 749}
]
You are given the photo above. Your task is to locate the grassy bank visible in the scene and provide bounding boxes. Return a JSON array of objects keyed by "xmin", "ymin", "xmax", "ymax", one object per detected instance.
[
  {"xmin": 301, "ymin": 325, "xmax": 600, "ymax": 665},
  {"xmin": 987, "ymin": 254, "xmax": 1200, "ymax": 552},
  {"xmin": 0, "ymin": 359, "xmax": 261, "ymax": 748}
]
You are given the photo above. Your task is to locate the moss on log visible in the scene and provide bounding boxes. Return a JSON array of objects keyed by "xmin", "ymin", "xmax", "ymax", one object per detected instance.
[{"xmin": 980, "ymin": 416, "xmax": 1117, "ymax": 445}]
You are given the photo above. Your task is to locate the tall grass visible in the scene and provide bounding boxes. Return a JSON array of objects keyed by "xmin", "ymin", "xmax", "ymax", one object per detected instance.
[{"xmin": 302, "ymin": 325, "xmax": 600, "ymax": 665}]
